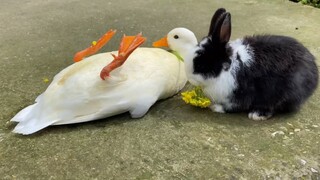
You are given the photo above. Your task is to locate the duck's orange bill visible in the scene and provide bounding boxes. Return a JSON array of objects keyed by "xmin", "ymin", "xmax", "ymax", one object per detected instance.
[
  {"xmin": 152, "ymin": 36, "xmax": 168, "ymax": 48},
  {"xmin": 100, "ymin": 33, "xmax": 146, "ymax": 80},
  {"xmin": 73, "ymin": 29, "xmax": 117, "ymax": 62}
]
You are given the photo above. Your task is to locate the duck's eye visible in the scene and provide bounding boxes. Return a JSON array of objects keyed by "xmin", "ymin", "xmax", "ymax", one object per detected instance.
[{"xmin": 174, "ymin": 35, "xmax": 179, "ymax": 39}]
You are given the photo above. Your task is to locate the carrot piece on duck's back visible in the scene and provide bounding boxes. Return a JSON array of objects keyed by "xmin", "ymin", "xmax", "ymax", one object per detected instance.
[{"xmin": 73, "ymin": 29, "xmax": 117, "ymax": 62}]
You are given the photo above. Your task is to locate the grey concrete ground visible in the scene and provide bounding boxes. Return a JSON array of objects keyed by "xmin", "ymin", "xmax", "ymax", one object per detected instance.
[{"xmin": 1, "ymin": 0, "xmax": 320, "ymax": 179}]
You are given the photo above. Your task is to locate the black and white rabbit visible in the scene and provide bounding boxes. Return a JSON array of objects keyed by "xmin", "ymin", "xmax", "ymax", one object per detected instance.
[
  {"xmin": 194, "ymin": 8, "xmax": 319, "ymax": 120},
  {"xmin": 165, "ymin": 8, "xmax": 318, "ymax": 120}
]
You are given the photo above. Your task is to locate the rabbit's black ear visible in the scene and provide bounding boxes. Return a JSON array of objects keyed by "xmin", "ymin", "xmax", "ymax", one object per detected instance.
[
  {"xmin": 208, "ymin": 8, "xmax": 227, "ymax": 36},
  {"xmin": 211, "ymin": 12, "xmax": 231, "ymax": 44},
  {"xmin": 219, "ymin": 13, "xmax": 231, "ymax": 43}
]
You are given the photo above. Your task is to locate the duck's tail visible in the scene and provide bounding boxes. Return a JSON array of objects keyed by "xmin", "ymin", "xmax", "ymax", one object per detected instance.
[
  {"xmin": 11, "ymin": 104, "xmax": 57, "ymax": 135},
  {"xmin": 11, "ymin": 104, "xmax": 36, "ymax": 123}
]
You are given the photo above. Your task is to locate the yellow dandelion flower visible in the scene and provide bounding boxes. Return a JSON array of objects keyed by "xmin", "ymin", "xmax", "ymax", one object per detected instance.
[
  {"xmin": 182, "ymin": 96, "xmax": 190, "ymax": 104},
  {"xmin": 181, "ymin": 86, "xmax": 212, "ymax": 108}
]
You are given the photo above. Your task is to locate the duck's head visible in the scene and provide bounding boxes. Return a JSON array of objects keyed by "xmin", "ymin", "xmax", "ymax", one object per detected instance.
[{"xmin": 153, "ymin": 28, "xmax": 198, "ymax": 58}]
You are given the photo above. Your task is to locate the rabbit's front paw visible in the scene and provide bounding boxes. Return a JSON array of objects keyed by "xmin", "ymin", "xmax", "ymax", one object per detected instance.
[
  {"xmin": 210, "ymin": 104, "xmax": 225, "ymax": 113},
  {"xmin": 248, "ymin": 111, "xmax": 272, "ymax": 121}
]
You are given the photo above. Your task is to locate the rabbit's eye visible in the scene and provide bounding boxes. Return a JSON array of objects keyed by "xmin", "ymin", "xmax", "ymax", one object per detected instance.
[{"xmin": 174, "ymin": 35, "xmax": 179, "ymax": 39}]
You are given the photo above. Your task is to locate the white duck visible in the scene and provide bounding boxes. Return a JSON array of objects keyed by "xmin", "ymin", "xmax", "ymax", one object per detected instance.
[{"xmin": 11, "ymin": 30, "xmax": 187, "ymax": 135}]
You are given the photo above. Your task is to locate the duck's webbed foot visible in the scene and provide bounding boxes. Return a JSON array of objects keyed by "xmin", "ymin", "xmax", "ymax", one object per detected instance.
[
  {"xmin": 73, "ymin": 29, "xmax": 117, "ymax": 62},
  {"xmin": 100, "ymin": 33, "xmax": 146, "ymax": 80}
]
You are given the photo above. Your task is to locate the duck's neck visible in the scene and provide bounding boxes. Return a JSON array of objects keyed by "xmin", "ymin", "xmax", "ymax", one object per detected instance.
[
  {"xmin": 178, "ymin": 44, "xmax": 200, "ymax": 85},
  {"xmin": 176, "ymin": 42, "xmax": 197, "ymax": 62}
]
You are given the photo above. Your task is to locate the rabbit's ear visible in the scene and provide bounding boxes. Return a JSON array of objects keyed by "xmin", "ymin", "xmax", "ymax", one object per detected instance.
[
  {"xmin": 211, "ymin": 12, "xmax": 231, "ymax": 44},
  {"xmin": 208, "ymin": 8, "xmax": 226, "ymax": 36},
  {"xmin": 219, "ymin": 13, "xmax": 231, "ymax": 43}
]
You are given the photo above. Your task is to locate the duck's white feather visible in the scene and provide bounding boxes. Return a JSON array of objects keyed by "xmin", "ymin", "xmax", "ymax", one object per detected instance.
[{"xmin": 11, "ymin": 48, "xmax": 187, "ymax": 135}]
